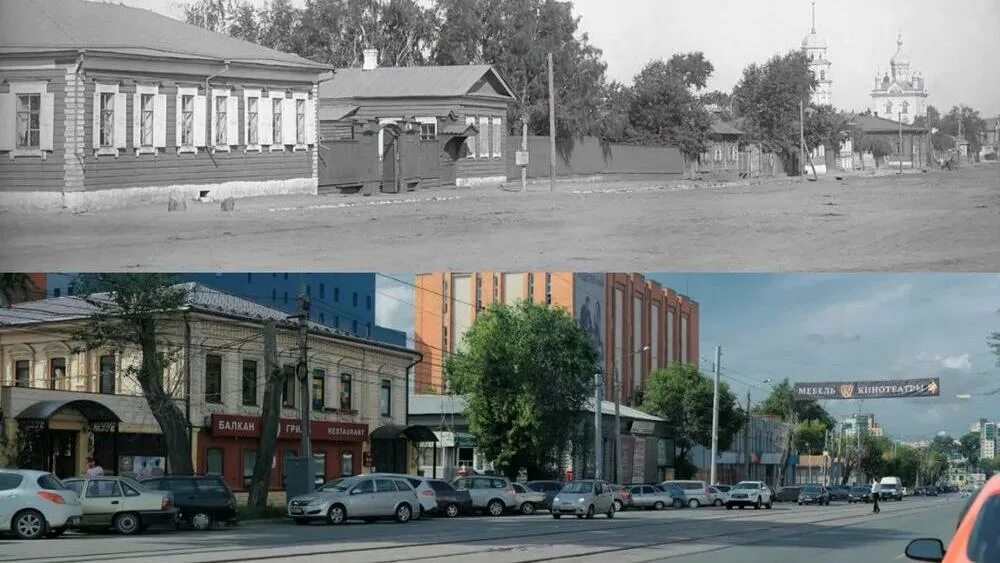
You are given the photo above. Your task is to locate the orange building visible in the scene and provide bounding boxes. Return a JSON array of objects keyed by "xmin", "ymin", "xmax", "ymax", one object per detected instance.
[{"xmin": 413, "ymin": 273, "xmax": 699, "ymax": 404}]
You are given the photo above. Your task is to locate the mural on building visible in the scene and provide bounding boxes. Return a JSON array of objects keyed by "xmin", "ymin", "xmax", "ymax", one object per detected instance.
[{"xmin": 573, "ymin": 273, "xmax": 606, "ymax": 369}]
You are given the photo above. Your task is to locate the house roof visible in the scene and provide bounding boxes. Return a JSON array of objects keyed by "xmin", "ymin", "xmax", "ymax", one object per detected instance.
[
  {"xmin": 710, "ymin": 117, "xmax": 744, "ymax": 136},
  {"xmin": 319, "ymin": 65, "xmax": 516, "ymax": 100},
  {"xmin": 848, "ymin": 113, "xmax": 926, "ymax": 133},
  {"xmin": 318, "ymin": 104, "xmax": 360, "ymax": 122},
  {"xmin": 408, "ymin": 393, "xmax": 664, "ymax": 422},
  {"xmin": 0, "ymin": 283, "xmax": 417, "ymax": 357},
  {"xmin": 0, "ymin": 0, "xmax": 329, "ymax": 70}
]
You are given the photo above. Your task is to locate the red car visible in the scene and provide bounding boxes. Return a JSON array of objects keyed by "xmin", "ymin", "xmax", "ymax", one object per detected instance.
[{"xmin": 904, "ymin": 475, "xmax": 1000, "ymax": 562}]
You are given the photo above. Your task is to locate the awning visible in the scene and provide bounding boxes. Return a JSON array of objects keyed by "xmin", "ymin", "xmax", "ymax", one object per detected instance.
[
  {"xmin": 370, "ymin": 424, "xmax": 439, "ymax": 442},
  {"xmin": 440, "ymin": 123, "xmax": 479, "ymax": 137},
  {"xmin": 16, "ymin": 399, "xmax": 121, "ymax": 423},
  {"xmin": 318, "ymin": 104, "xmax": 359, "ymax": 122}
]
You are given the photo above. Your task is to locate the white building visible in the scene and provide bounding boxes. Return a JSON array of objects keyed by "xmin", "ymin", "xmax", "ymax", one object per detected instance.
[
  {"xmin": 868, "ymin": 32, "xmax": 929, "ymax": 125},
  {"xmin": 982, "ymin": 421, "xmax": 997, "ymax": 460},
  {"xmin": 801, "ymin": 2, "xmax": 832, "ymax": 107},
  {"xmin": 841, "ymin": 413, "xmax": 877, "ymax": 437}
]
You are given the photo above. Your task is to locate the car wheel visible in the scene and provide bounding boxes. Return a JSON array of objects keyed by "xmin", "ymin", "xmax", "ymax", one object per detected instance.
[
  {"xmin": 114, "ymin": 512, "xmax": 142, "ymax": 535},
  {"xmin": 520, "ymin": 502, "xmax": 535, "ymax": 516},
  {"xmin": 713, "ymin": 499, "xmax": 723, "ymax": 507},
  {"xmin": 395, "ymin": 503, "xmax": 412, "ymax": 523},
  {"xmin": 576, "ymin": 514, "xmax": 583, "ymax": 519},
  {"xmin": 191, "ymin": 512, "xmax": 213, "ymax": 531},
  {"xmin": 552, "ymin": 514, "xmax": 561, "ymax": 519},
  {"xmin": 738, "ymin": 505, "xmax": 745, "ymax": 510},
  {"xmin": 688, "ymin": 499, "xmax": 700, "ymax": 508},
  {"xmin": 653, "ymin": 501, "xmax": 665, "ymax": 511},
  {"xmin": 766, "ymin": 500, "xmax": 773, "ymax": 510},
  {"xmin": 445, "ymin": 503, "xmax": 460, "ymax": 518},
  {"xmin": 293, "ymin": 518, "xmax": 309, "ymax": 525},
  {"xmin": 327, "ymin": 504, "xmax": 346, "ymax": 525},
  {"xmin": 13, "ymin": 510, "xmax": 47, "ymax": 540},
  {"xmin": 607, "ymin": 504, "xmax": 615, "ymax": 519},
  {"xmin": 487, "ymin": 500, "xmax": 505, "ymax": 517},
  {"xmin": 586, "ymin": 505, "xmax": 595, "ymax": 519},
  {"xmin": 614, "ymin": 499, "xmax": 623, "ymax": 512},
  {"xmin": 673, "ymin": 498, "xmax": 684, "ymax": 509},
  {"xmin": 798, "ymin": 502, "xmax": 803, "ymax": 506},
  {"xmin": 754, "ymin": 499, "xmax": 761, "ymax": 510}
]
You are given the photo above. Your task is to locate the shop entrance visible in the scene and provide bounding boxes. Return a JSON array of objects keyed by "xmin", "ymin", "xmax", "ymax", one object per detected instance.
[{"xmin": 14, "ymin": 398, "xmax": 121, "ymax": 475}]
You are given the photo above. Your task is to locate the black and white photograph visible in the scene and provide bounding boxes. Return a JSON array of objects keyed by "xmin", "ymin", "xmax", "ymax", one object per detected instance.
[{"xmin": 1, "ymin": 0, "xmax": 999, "ymax": 562}]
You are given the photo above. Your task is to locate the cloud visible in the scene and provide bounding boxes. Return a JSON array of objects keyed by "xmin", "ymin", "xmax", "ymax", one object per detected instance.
[
  {"xmin": 374, "ymin": 277, "xmax": 415, "ymax": 341},
  {"xmin": 806, "ymin": 332, "xmax": 862, "ymax": 344},
  {"xmin": 941, "ymin": 354, "xmax": 972, "ymax": 371}
]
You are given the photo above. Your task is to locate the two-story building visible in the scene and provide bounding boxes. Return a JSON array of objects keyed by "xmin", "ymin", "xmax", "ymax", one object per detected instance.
[
  {"xmin": 0, "ymin": 283, "xmax": 422, "ymax": 491},
  {"xmin": 0, "ymin": 0, "xmax": 329, "ymax": 212}
]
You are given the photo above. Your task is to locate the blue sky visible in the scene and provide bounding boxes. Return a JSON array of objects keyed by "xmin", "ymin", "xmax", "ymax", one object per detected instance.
[{"xmin": 376, "ymin": 273, "xmax": 1000, "ymax": 440}]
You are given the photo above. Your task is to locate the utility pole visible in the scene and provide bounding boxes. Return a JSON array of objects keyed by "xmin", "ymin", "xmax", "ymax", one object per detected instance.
[
  {"xmin": 614, "ymin": 361, "xmax": 622, "ymax": 484},
  {"xmin": 594, "ymin": 373, "xmax": 603, "ymax": 480},
  {"xmin": 547, "ymin": 52, "xmax": 556, "ymax": 193},
  {"xmin": 800, "ymin": 99, "xmax": 806, "ymax": 182},
  {"xmin": 710, "ymin": 346, "xmax": 721, "ymax": 485},
  {"xmin": 899, "ymin": 111, "xmax": 904, "ymax": 173},
  {"xmin": 297, "ymin": 285, "xmax": 312, "ymax": 491},
  {"xmin": 521, "ymin": 113, "xmax": 528, "ymax": 193},
  {"xmin": 745, "ymin": 390, "xmax": 752, "ymax": 481}
]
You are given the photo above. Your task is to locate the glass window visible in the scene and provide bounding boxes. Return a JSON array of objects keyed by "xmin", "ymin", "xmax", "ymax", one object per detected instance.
[
  {"xmin": 272, "ymin": 97, "xmax": 282, "ymax": 144},
  {"xmin": 282, "ymin": 449, "xmax": 297, "ymax": 488},
  {"xmin": 420, "ymin": 122, "xmax": 437, "ymax": 140},
  {"xmin": 247, "ymin": 96, "xmax": 259, "ymax": 145},
  {"xmin": 430, "ymin": 480, "xmax": 454, "ymax": 492},
  {"xmin": 0, "ymin": 473, "xmax": 23, "ymax": 490},
  {"xmin": 352, "ymin": 292, "xmax": 358, "ymax": 307},
  {"xmin": 295, "ymin": 99, "xmax": 305, "ymax": 145},
  {"xmin": 341, "ymin": 451, "xmax": 354, "ymax": 477},
  {"xmin": 242, "ymin": 450, "xmax": 257, "ymax": 489},
  {"xmin": 527, "ymin": 273, "xmax": 534, "ymax": 303},
  {"xmin": 313, "ymin": 451, "xmax": 326, "ymax": 486},
  {"xmin": 366, "ymin": 295, "xmax": 372, "ymax": 310},
  {"xmin": 16, "ymin": 93, "xmax": 41, "ymax": 149},
  {"xmin": 376, "ymin": 479, "xmax": 396, "ymax": 493},
  {"xmin": 457, "ymin": 447, "xmax": 474, "ymax": 467},
  {"xmin": 99, "ymin": 355, "xmax": 115, "ymax": 394},
  {"xmin": 319, "ymin": 283, "xmax": 325, "ymax": 299},
  {"xmin": 313, "ymin": 369, "xmax": 325, "ymax": 410},
  {"xmin": 215, "ymin": 95, "xmax": 227, "ymax": 145},
  {"xmin": 99, "ymin": 92, "xmax": 114, "ymax": 147},
  {"xmin": 242, "ymin": 359, "xmax": 257, "ymax": 406},
  {"xmin": 340, "ymin": 373, "xmax": 352, "ymax": 410},
  {"xmin": 140, "ymin": 93, "xmax": 154, "ymax": 147},
  {"xmin": 206, "ymin": 447, "xmax": 224, "ymax": 476},
  {"xmin": 353, "ymin": 479, "xmax": 374, "ymax": 494},
  {"xmin": 205, "ymin": 355, "xmax": 222, "ymax": 404},
  {"xmin": 122, "ymin": 482, "xmax": 142, "ymax": 497},
  {"xmin": 394, "ymin": 480, "xmax": 413, "ymax": 491},
  {"xmin": 63, "ymin": 480, "xmax": 83, "ymax": 496},
  {"xmin": 283, "ymin": 365, "xmax": 296, "ymax": 408},
  {"xmin": 87, "ymin": 480, "xmax": 121, "ymax": 498},
  {"xmin": 49, "ymin": 357, "xmax": 66, "ymax": 390},
  {"xmin": 334, "ymin": 287, "xmax": 340, "ymax": 302},
  {"xmin": 36, "ymin": 474, "xmax": 64, "ymax": 490},
  {"xmin": 14, "ymin": 359, "xmax": 30, "ymax": 387},
  {"xmin": 380, "ymin": 379, "xmax": 391, "ymax": 417},
  {"xmin": 512, "ymin": 483, "xmax": 525, "ymax": 493},
  {"xmin": 476, "ymin": 275, "xmax": 483, "ymax": 309},
  {"xmin": 181, "ymin": 94, "xmax": 194, "ymax": 146},
  {"xmin": 197, "ymin": 478, "xmax": 230, "ymax": 495}
]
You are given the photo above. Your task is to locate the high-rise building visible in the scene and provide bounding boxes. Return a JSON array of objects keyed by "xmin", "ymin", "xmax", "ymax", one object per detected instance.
[
  {"xmin": 413, "ymin": 272, "xmax": 699, "ymax": 403},
  {"xmin": 982, "ymin": 421, "xmax": 998, "ymax": 460},
  {"xmin": 841, "ymin": 413, "xmax": 877, "ymax": 437}
]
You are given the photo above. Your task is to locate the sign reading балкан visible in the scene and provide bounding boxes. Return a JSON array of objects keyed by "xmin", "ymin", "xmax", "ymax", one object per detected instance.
[{"xmin": 793, "ymin": 378, "xmax": 940, "ymax": 400}]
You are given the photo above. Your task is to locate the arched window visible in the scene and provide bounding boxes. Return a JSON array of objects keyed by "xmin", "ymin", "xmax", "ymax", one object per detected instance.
[
  {"xmin": 820, "ymin": 70, "xmax": 826, "ymax": 81},
  {"xmin": 902, "ymin": 101, "xmax": 909, "ymax": 115},
  {"xmin": 886, "ymin": 101, "xmax": 893, "ymax": 114}
]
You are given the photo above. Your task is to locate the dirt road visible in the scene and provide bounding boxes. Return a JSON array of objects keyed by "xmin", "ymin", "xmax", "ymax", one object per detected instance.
[{"xmin": 2, "ymin": 164, "xmax": 998, "ymax": 272}]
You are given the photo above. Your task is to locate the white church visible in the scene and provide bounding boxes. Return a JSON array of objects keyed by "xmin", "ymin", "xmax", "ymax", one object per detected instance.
[{"xmin": 868, "ymin": 33, "xmax": 929, "ymax": 125}]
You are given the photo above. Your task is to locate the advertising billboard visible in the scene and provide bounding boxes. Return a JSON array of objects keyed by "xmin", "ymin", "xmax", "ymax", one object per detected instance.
[
  {"xmin": 573, "ymin": 273, "xmax": 606, "ymax": 369},
  {"xmin": 793, "ymin": 378, "xmax": 940, "ymax": 400}
]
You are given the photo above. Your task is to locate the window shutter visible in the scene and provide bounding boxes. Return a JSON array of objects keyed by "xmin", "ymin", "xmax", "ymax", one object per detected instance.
[
  {"xmin": 0, "ymin": 94, "xmax": 16, "ymax": 151},
  {"xmin": 193, "ymin": 94, "xmax": 207, "ymax": 147},
  {"xmin": 209, "ymin": 95, "xmax": 218, "ymax": 147},
  {"xmin": 92, "ymin": 91, "xmax": 101, "ymax": 150},
  {"xmin": 153, "ymin": 94, "xmax": 167, "ymax": 148},
  {"xmin": 305, "ymin": 97, "xmax": 316, "ymax": 145},
  {"xmin": 175, "ymin": 94, "xmax": 183, "ymax": 147},
  {"xmin": 243, "ymin": 94, "xmax": 250, "ymax": 145},
  {"xmin": 478, "ymin": 116, "xmax": 489, "ymax": 158},
  {"xmin": 259, "ymin": 95, "xmax": 273, "ymax": 145},
  {"xmin": 492, "ymin": 116, "xmax": 502, "ymax": 158},
  {"xmin": 465, "ymin": 116, "xmax": 476, "ymax": 159},
  {"xmin": 40, "ymin": 92, "xmax": 55, "ymax": 151},
  {"xmin": 114, "ymin": 92, "xmax": 128, "ymax": 149},
  {"xmin": 132, "ymin": 93, "xmax": 141, "ymax": 149},
  {"xmin": 281, "ymin": 98, "xmax": 295, "ymax": 145},
  {"xmin": 227, "ymin": 95, "xmax": 239, "ymax": 146}
]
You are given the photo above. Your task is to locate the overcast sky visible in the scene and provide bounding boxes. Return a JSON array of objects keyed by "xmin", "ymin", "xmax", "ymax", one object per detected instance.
[
  {"xmin": 123, "ymin": 0, "xmax": 999, "ymax": 116},
  {"xmin": 376, "ymin": 273, "xmax": 1000, "ymax": 441}
]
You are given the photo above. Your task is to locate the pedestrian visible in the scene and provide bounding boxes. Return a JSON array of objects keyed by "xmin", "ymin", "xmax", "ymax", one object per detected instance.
[
  {"xmin": 85, "ymin": 456, "xmax": 104, "ymax": 477},
  {"xmin": 871, "ymin": 479, "xmax": 881, "ymax": 514}
]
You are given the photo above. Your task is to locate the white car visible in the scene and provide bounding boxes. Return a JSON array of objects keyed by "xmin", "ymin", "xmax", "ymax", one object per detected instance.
[
  {"xmin": 662, "ymin": 480, "xmax": 713, "ymax": 508},
  {"xmin": 369, "ymin": 473, "xmax": 436, "ymax": 517},
  {"xmin": 0, "ymin": 469, "xmax": 83, "ymax": 539},
  {"xmin": 62, "ymin": 476, "xmax": 177, "ymax": 535},
  {"xmin": 725, "ymin": 480, "xmax": 773, "ymax": 510},
  {"xmin": 708, "ymin": 485, "xmax": 730, "ymax": 507}
]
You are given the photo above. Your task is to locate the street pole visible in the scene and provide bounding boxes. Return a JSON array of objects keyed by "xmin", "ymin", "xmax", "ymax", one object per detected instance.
[
  {"xmin": 521, "ymin": 114, "xmax": 528, "ymax": 193},
  {"xmin": 899, "ymin": 112, "xmax": 903, "ymax": 173},
  {"xmin": 614, "ymin": 361, "xmax": 622, "ymax": 484},
  {"xmin": 800, "ymin": 99, "xmax": 806, "ymax": 182},
  {"xmin": 547, "ymin": 52, "xmax": 556, "ymax": 193},
  {"xmin": 807, "ymin": 443, "xmax": 812, "ymax": 484},
  {"xmin": 710, "ymin": 346, "xmax": 721, "ymax": 485},
  {"xmin": 745, "ymin": 390, "xmax": 751, "ymax": 481},
  {"xmin": 297, "ymin": 285, "xmax": 312, "ymax": 491},
  {"xmin": 594, "ymin": 373, "xmax": 603, "ymax": 480}
]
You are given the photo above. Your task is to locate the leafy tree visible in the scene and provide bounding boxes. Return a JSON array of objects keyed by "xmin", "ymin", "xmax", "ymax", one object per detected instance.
[
  {"xmin": 732, "ymin": 51, "xmax": 816, "ymax": 174},
  {"xmin": 941, "ymin": 105, "xmax": 989, "ymax": 156},
  {"xmin": 752, "ymin": 378, "xmax": 835, "ymax": 428},
  {"xmin": 594, "ymin": 81, "xmax": 636, "ymax": 143},
  {"xmin": 857, "ymin": 135, "xmax": 893, "ymax": 168},
  {"xmin": 959, "ymin": 432, "xmax": 981, "ymax": 467},
  {"xmin": 931, "ymin": 130, "xmax": 957, "ymax": 152},
  {"xmin": 74, "ymin": 275, "xmax": 195, "ymax": 474},
  {"xmin": 0, "ymin": 274, "xmax": 39, "ymax": 307},
  {"xmin": 444, "ymin": 301, "xmax": 598, "ymax": 478},
  {"xmin": 795, "ymin": 419, "xmax": 828, "ymax": 454},
  {"xmin": 928, "ymin": 434, "xmax": 956, "ymax": 457},
  {"xmin": 641, "ymin": 364, "xmax": 744, "ymax": 479},
  {"xmin": 802, "ymin": 105, "xmax": 848, "ymax": 177}
]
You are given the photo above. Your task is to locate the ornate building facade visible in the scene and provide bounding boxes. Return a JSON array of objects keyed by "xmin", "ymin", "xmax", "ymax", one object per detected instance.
[{"xmin": 869, "ymin": 33, "xmax": 928, "ymax": 125}]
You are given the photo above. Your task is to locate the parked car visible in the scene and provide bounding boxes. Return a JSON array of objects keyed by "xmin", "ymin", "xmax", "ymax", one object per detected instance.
[
  {"xmin": 451, "ymin": 476, "xmax": 518, "ymax": 516},
  {"xmin": 551, "ymin": 480, "xmax": 615, "ymax": 519},
  {"xmin": 628, "ymin": 484, "xmax": 678, "ymax": 510},
  {"xmin": 368, "ymin": 473, "xmax": 437, "ymax": 517},
  {"xmin": 708, "ymin": 486, "xmax": 729, "ymax": 506},
  {"xmin": 658, "ymin": 484, "xmax": 689, "ymax": 507},
  {"xmin": 848, "ymin": 485, "xmax": 871, "ymax": 503},
  {"xmin": 902, "ymin": 486, "xmax": 912, "ymax": 497},
  {"xmin": 903, "ymin": 474, "xmax": 1000, "ymax": 562},
  {"xmin": 423, "ymin": 479, "xmax": 473, "ymax": 518},
  {"xmin": 286, "ymin": 475, "xmax": 418, "ymax": 525},
  {"xmin": 880, "ymin": 484, "xmax": 904, "ymax": 501},
  {"xmin": 726, "ymin": 480, "xmax": 773, "ymax": 510},
  {"xmin": 713, "ymin": 484, "xmax": 733, "ymax": 494},
  {"xmin": 525, "ymin": 480, "xmax": 564, "ymax": 509},
  {"xmin": 140, "ymin": 475, "xmax": 237, "ymax": 530},
  {"xmin": 829, "ymin": 485, "xmax": 851, "ymax": 501},
  {"xmin": 798, "ymin": 484, "xmax": 831, "ymax": 506},
  {"xmin": 608, "ymin": 484, "xmax": 633, "ymax": 512},
  {"xmin": 774, "ymin": 486, "xmax": 801, "ymax": 503},
  {"xmin": 62, "ymin": 475, "xmax": 176, "ymax": 535},
  {"xmin": 662, "ymin": 479, "xmax": 713, "ymax": 508},
  {"xmin": 510, "ymin": 483, "xmax": 548, "ymax": 515},
  {"xmin": 0, "ymin": 469, "xmax": 82, "ymax": 540}
]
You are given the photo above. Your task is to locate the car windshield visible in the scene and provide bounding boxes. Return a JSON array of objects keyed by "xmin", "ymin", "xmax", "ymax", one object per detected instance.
[
  {"xmin": 851, "ymin": 487, "xmax": 868, "ymax": 492},
  {"xmin": 561, "ymin": 482, "xmax": 595, "ymax": 494},
  {"xmin": 803, "ymin": 486, "xmax": 822, "ymax": 493},
  {"xmin": 118, "ymin": 476, "xmax": 146, "ymax": 491},
  {"xmin": 318, "ymin": 478, "xmax": 353, "ymax": 492},
  {"xmin": 733, "ymin": 482, "xmax": 759, "ymax": 490},
  {"xmin": 967, "ymin": 496, "xmax": 1000, "ymax": 561}
]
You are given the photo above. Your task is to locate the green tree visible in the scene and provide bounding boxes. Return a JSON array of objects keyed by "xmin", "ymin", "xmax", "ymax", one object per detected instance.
[
  {"xmin": 628, "ymin": 54, "xmax": 714, "ymax": 178},
  {"xmin": 0, "ymin": 274, "xmax": 39, "ymax": 307},
  {"xmin": 752, "ymin": 378, "xmax": 835, "ymax": 428},
  {"xmin": 732, "ymin": 51, "xmax": 816, "ymax": 174},
  {"xmin": 641, "ymin": 364, "xmax": 744, "ymax": 479},
  {"xmin": 444, "ymin": 301, "xmax": 598, "ymax": 478},
  {"xmin": 795, "ymin": 419, "xmax": 828, "ymax": 454},
  {"xmin": 959, "ymin": 432, "xmax": 981, "ymax": 467},
  {"xmin": 802, "ymin": 105, "xmax": 848, "ymax": 177},
  {"xmin": 74, "ymin": 274, "xmax": 195, "ymax": 475},
  {"xmin": 941, "ymin": 105, "xmax": 989, "ymax": 157},
  {"xmin": 857, "ymin": 135, "xmax": 893, "ymax": 168}
]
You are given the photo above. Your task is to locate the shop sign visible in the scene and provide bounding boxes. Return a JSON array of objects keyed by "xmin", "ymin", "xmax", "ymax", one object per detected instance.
[
  {"xmin": 210, "ymin": 414, "xmax": 368, "ymax": 442},
  {"xmin": 631, "ymin": 420, "xmax": 656, "ymax": 435}
]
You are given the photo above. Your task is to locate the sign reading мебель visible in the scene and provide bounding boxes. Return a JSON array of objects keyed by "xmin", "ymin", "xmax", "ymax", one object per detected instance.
[{"xmin": 793, "ymin": 378, "xmax": 940, "ymax": 400}]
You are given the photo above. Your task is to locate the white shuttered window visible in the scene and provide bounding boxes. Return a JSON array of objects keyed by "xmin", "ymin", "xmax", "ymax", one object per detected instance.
[
  {"xmin": 92, "ymin": 83, "xmax": 126, "ymax": 155},
  {"xmin": 0, "ymin": 81, "xmax": 54, "ymax": 157},
  {"xmin": 464, "ymin": 116, "xmax": 476, "ymax": 159},
  {"xmin": 491, "ymin": 116, "xmax": 502, "ymax": 158}
]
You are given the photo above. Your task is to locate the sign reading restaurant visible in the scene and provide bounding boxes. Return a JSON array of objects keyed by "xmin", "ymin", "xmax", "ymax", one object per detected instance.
[
  {"xmin": 793, "ymin": 378, "xmax": 940, "ymax": 400},
  {"xmin": 210, "ymin": 414, "xmax": 368, "ymax": 442}
]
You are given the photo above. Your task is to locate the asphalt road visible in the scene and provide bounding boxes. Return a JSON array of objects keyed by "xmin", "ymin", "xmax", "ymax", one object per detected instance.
[
  {"xmin": 0, "ymin": 495, "xmax": 962, "ymax": 563},
  {"xmin": 1, "ymin": 163, "xmax": 998, "ymax": 272}
]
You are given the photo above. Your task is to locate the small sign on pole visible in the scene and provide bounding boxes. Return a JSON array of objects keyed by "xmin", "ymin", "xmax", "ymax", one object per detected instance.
[{"xmin": 515, "ymin": 151, "xmax": 530, "ymax": 167}]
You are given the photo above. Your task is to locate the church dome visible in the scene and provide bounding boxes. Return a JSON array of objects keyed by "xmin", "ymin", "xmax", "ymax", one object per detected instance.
[
  {"xmin": 890, "ymin": 33, "xmax": 909, "ymax": 66},
  {"xmin": 802, "ymin": 31, "xmax": 827, "ymax": 49}
]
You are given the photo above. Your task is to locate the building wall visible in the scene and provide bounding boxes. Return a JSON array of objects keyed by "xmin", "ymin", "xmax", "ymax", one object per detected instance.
[
  {"xmin": 869, "ymin": 92, "xmax": 928, "ymax": 125},
  {"xmin": 0, "ymin": 63, "xmax": 71, "ymax": 191},
  {"xmin": 505, "ymin": 135, "xmax": 685, "ymax": 179}
]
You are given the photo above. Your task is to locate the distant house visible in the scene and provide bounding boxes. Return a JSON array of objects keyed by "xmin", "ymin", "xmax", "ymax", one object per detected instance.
[
  {"xmin": 318, "ymin": 51, "xmax": 515, "ymax": 190},
  {"xmin": 0, "ymin": 0, "xmax": 329, "ymax": 211},
  {"xmin": 700, "ymin": 116, "xmax": 743, "ymax": 172},
  {"xmin": 845, "ymin": 113, "xmax": 930, "ymax": 170}
]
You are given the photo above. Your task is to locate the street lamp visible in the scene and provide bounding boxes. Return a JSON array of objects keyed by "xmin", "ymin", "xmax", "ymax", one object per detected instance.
[{"xmin": 614, "ymin": 345, "xmax": 650, "ymax": 484}]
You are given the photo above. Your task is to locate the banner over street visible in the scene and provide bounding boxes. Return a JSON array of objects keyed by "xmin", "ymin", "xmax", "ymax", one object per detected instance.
[{"xmin": 793, "ymin": 378, "xmax": 940, "ymax": 400}]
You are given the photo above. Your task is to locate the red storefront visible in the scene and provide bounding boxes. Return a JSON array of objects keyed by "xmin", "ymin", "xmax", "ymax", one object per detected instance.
[{"xmin": 199, "ymin": 414, "xmax": 368, "ymax": 492}]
